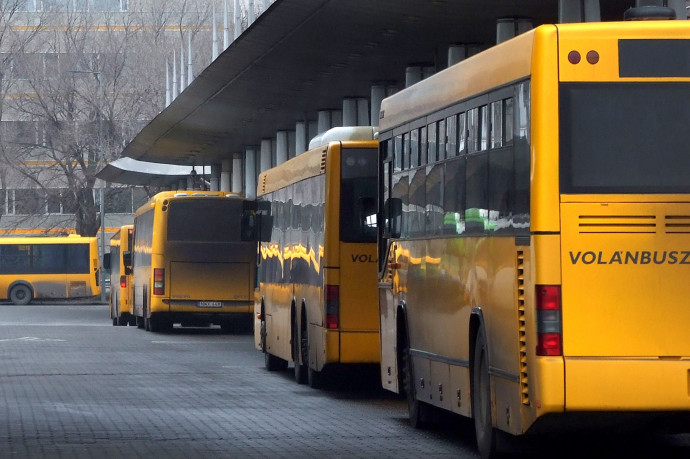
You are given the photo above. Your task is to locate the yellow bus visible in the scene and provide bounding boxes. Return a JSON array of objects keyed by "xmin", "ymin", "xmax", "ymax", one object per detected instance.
[
  {"xmin": 255, "ymin": 126, "xmax": 379, "ymax": 387},
  {"xmin": 104, "ymin": 225, "xmax": 134, "ymax": 326},
  {"xmin": 377, "ymin": 19, "xmax": 690, "ymax": 457},
  {"xmin": 131, "ymin": 191, "xmax": 257, "ymax": 333},
  {"xmin": 0, "ymin": 235, "xmax": 100, "ymax": 304}
]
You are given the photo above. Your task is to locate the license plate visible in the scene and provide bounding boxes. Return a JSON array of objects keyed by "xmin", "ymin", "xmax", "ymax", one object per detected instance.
[{"xmin": 197, "ymin": 301, "xmax": 223, "ymax": 308}]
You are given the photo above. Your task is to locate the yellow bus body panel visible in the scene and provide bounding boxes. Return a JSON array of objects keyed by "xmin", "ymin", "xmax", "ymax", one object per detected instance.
[
  {"xmin": 566, "ymin": 358, "xmax": 690, "ymax": 410},
  {"xmin": 561, "ymin": 201, "xmax": 690, "ymax": 357}
]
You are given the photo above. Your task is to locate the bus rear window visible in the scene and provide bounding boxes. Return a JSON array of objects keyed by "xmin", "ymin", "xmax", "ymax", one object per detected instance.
[
  {"xmin": 341, "ymin": 148, "xmax": 377, "ymax": 243},
  {"xmin": 560, "ymin": 82, "xmax": 690, "ymax": 194},
  {"xmin": 167, "ymin": 199, "xmax": 242, "ymax": 242}
]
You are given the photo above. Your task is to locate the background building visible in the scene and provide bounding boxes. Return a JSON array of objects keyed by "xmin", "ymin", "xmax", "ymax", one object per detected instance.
[{"xmin": 0, "ymin": 0, "xmax": 234, "ymax": 236}]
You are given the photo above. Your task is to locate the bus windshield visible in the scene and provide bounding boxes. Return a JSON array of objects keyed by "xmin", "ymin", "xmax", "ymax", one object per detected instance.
[
  {"xmin": 560, "ymin": 82, "xmax": 690, "ymax": 194},
  {"xmin": 167, "ymin": 199, "xmax": 243, "ymax": 242},
  {"xmin": 340, "ymin": 148, "xmax": 377, "ymax": 243}
]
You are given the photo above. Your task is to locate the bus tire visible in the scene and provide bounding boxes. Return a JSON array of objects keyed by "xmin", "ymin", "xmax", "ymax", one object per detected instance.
[
  {"xmin": 472, "ymin": 327, "xmax": 497, "ymax": 459},
  {"xmin": 307, "ymin": 366, "xmax": 324, "ymax": 389},
  {"xmin": 401, "ymin": 328, "xmax": 428, "ymax": 428},
  {"xmin": 292, "ymin": 314, "xmax": 307, "ymax": 384},
  {"xmin": 9, "ymin": 284, "xmax": 32, "ymax": 305},
  {"xmin": 136, "ymin": 316, "xmax": 145, "ymax": 329}
]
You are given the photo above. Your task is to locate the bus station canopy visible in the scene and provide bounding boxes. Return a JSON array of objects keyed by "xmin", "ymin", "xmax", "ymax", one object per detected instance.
[
  {"xmin": 118, "ymin": 0, "xmax": 635, "ymax": 168},
  {"xmin": 97, "ymin": 158, "xmax": 204, "ymax": 187}
]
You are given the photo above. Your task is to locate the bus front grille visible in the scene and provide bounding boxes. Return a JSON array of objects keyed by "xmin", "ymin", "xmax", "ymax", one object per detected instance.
[
  {"xmin": 577, "ymin": 214, "xmax": 656, "ymax": 234},
  {"xmin": 664, "ymin": 215, "xmax": 690, "ymax": 233}
]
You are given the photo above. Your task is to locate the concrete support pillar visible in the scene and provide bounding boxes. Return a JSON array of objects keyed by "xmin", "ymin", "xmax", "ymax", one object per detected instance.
[
  {"xmin": 317, "ymin": 110, "xmax": 331, "ymax": 134},
  {"xmin": 210, "ymin": 162, "xmax": 221, "ymax": 191},
  {"xmin": 295, "ymin": 121, "xmax": 308, "ymax": 154},
  {"xmin": 288, "ymin": 131, "xmax": 296, "ymax": 158},
  {"xmin": 186, "ymin": 175, "xmax": 194, "ymax": 190},
  {"xmin": 405, "ymin": 66, "xmax": 422, "ymax": 88},
  {"xmin": 448, "ymin": 45, "xmax": 467, "ymax": 67},
  {"xmin": 220, "ymin": 159, "xmax": 231, "ymax": 192},
  {"xmin": 559, "ymin": 0, "xmax": 600, "ymax": 22},
  {"xmin": 343, "ymin": 98, "xmax": 357, "ymax": 126},
  {"xmin": 276, "ymin": 131, "xmax": 289, "ymax": 165},
  {"xmin": 245, "ymin": 147, "xmax": 257, "ymax": 199},
  {"xmin": 260, "ymin": 139, "xmax": 272, "ymax": 172},
  {"xmin": 370, "ymin": 85, "xmax": 385, "ymax": 127},
  {"xmin": 232, "ymin": 154, "xmax": 242, "ymax": 194},
  {"xmin": 669, "ymin": 0, "xmax": 686, "ymax": 19},
  {"xmin": 248, "ymin": 0, "xmax": 255, "ymax": 24},
  {"xmin": 308, "ymin": 121, "xmax": 318, "ymax": 143},
  {"xmin": 357, "ymin": 98, "xmax": 369, "ymax": 126},
  {"xmin": 496, "ymin": 18, "xmax": 533, "ymax": 44}
]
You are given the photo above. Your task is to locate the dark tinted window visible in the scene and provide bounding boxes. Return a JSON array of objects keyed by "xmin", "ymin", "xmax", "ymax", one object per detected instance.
[
  {"xmin": 340, "ymin": 148, "xmax": 377, "ymax": 242},
  {"xmin": 0, "ymin": 243, "xmax": 89, "ymax": 274},
  {"xmin": 560, "ymin": 82, "xmax": 690, "ymax": 193},
  {"xmin": 465, "ymin": 154, "xmax": 488, "ymax": 234},
  {"xmin": 167, "ymin": 199, "xmax": 243, "ymax": 242}
]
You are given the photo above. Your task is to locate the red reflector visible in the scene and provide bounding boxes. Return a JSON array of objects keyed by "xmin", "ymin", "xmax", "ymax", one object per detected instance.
[
  {"xmin": 536, "ymin": 285, "xmax": 561, "ymax": 310},
  {"xmin": 326, "ymin": 314, "xmax": 339, "ymax": 329},
  {"xmin": 537, "ymin": 333, "xmax": 562, "ymax": 356},
  {"xmin": 120, "ymin": 275, "xmax": 127, "ymax": 288},
  {"xmin": 568, "ymin": 50, "xmax": 581, "ymax": 64},
  {"xmin": 536, "ymin": 285, "xmax": 562, "ymax": 356},
  {"xmin": 586, "ymin": 50, "xmax": 599, "ymax": 65},
  {"xmin": 325, "ymin": 284, "xmax": 339, "ymax": 329},
  {"xmin": 153, "ymin": 268, "xmax": 165, "ymax": 295}
]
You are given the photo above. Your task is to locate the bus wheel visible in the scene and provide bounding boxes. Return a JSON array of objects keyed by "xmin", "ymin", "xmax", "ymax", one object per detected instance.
[
  {"xmin": 401, "ymin": 330, "xmax": 427, "ymax": 428},
  {"xmin": 148, "ymin": 316, "xmax": 160, "ymax": 333},
  {"xmin": 9, "ymin": 284, "xmax": 32, "ymax": 305},
  {"xmin": 472, "ymin": 328, "xmax": 497, "ymax": 459},
  {"xmin": 292, "ymin": 316, "xmax": 307, "ymax": 384},
  {"xmin": 307, "ymin": 366, "xmax": 324, "ymax": 389},
  {"xmin": 136, "ymin": 316, "xmax": 145, "ymax": 329}
]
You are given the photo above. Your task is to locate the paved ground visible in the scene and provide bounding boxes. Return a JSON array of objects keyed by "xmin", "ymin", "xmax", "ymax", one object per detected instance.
[
  {"xmin": 1, "ymin": 303, "xmax": 689, "ymax": 458},
  {"xmin": 0, "ymin": 304, "xmax": 477, "ymax": 458}
]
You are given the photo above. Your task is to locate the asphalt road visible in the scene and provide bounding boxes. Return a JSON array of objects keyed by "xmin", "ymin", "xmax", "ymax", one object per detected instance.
[{"xmin": 0, "ymin": 303, "xmax": 688, "ymax": 458}]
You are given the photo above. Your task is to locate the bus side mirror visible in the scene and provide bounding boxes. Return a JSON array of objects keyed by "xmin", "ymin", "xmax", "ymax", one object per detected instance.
[
  {"xmin": 258, "ymin": 214, "xmax": 273, "ymax": 243},
  {"xmin": 241, "ymin": 211, "xmax": 257, "ymax": 241},
  {"xmin": 102, "ymin": 253, "xmax": 111, "ymax": 271},
  {"xmin": 387, "ymin": 198, "xmax": 402, "ymax": 239},
  {"xmin": 122, "ymin": 251, "xmax": 132, "ymax": 269}
]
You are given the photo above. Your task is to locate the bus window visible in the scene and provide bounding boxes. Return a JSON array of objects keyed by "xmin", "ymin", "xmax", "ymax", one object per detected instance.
[
  {"xmin": 491, "ymin": 100, "xmax": 503, "ymax": 149},
  {"xmin": 167, "ymin": 199, "xmax": 243, "ymax": 242},
  {"xmin": 341, "ymin": 148, "xmax": 377, "ymax": 242}
]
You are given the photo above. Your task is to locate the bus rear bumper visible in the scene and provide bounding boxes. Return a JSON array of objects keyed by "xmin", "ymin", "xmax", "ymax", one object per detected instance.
[
  {"xmin": 334, "ymin": 330, "xmax": 380, "ymax": 364},
  {"xmin": 565, "ymin": 357, "xmax": 690, "ymax": 410}
]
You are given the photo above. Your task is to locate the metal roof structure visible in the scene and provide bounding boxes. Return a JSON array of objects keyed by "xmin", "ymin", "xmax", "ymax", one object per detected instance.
[
  {"xmin": 97, "ymin": 158, "xmax": 207, "ymax": 187},
  {"xmin": 115, "ymin": 0, "xmax": 635, "ymax": 169}
]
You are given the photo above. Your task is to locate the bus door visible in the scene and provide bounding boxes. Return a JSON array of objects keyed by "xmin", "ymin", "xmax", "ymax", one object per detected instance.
[{"xmin": 337, "ymin": 147, "xmax": 379, "ymax": 358}]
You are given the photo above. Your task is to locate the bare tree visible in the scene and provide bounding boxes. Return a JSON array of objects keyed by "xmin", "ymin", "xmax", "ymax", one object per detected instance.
[{"xmin": 0, "ymin": 1, "xmax": 218, "ymax": 236}]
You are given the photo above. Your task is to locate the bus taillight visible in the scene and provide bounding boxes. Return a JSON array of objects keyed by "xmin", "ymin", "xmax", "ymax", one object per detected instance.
[
  {"xmin": 536, "ymin": 285, "xmax": 562, "ymax": 356},
  {"xmin": 153, "ymin": 268, "xmax": 165, "ymax": 295},
  {"xmin": 120, "ymin": 275, "xmax": 127, "ymax": 288},
  {"xmin": 325, "ymin": 284, "xmax": 339, "ymax": 329}
]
